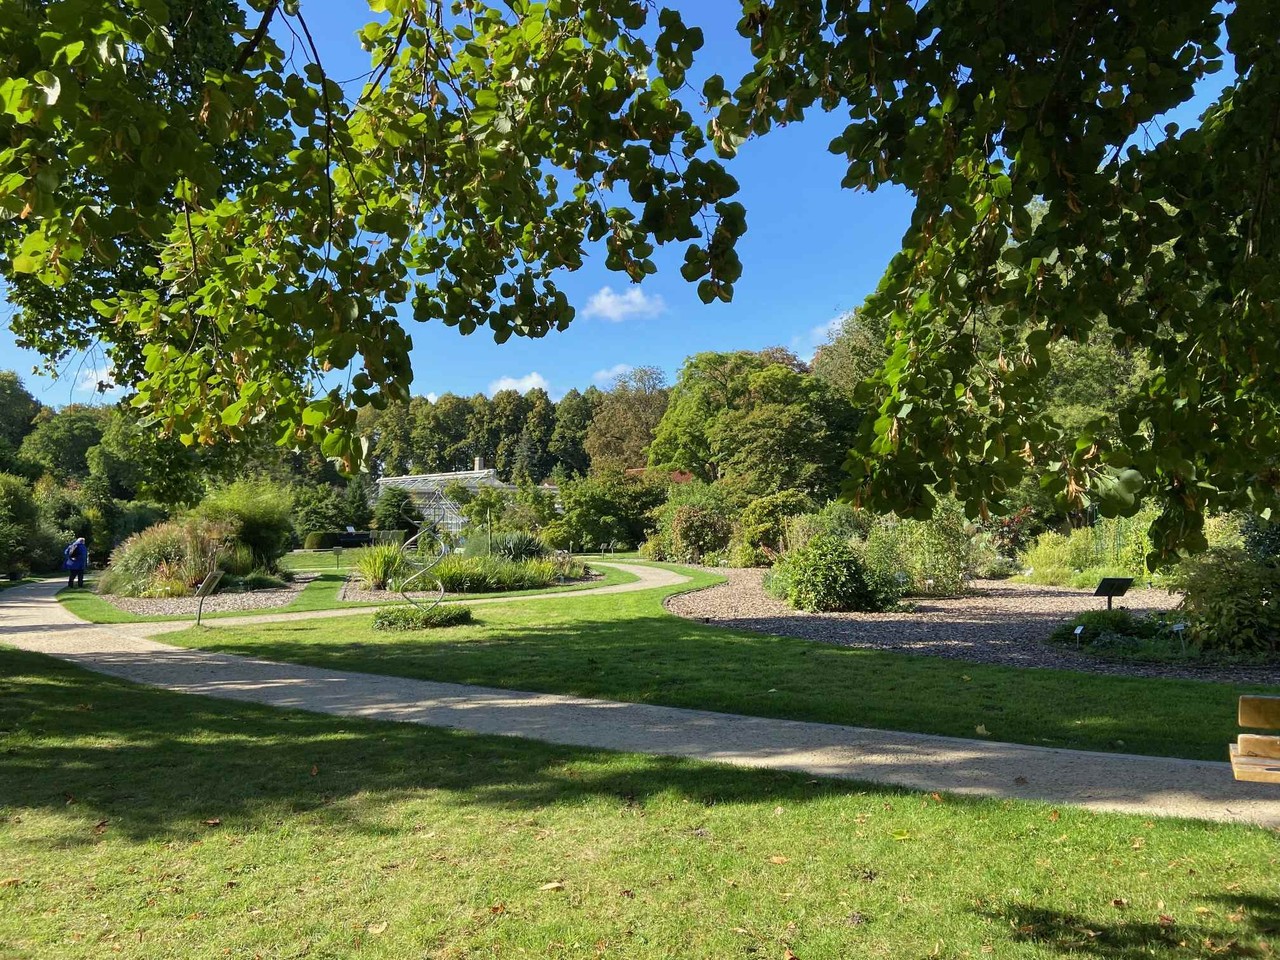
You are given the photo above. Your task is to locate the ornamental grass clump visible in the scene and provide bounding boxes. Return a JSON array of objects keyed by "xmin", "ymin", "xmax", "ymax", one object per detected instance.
[
  {"xmin": 352, "ymin": 544, "xmax": 412, "ymax": 590},
  {"xmin": 372, "ymin": 604, "xmax": 475, "ymax": 631},
  {"xmin": 97, "ymin": 518, "xmax": 235, "ymax": 597}
]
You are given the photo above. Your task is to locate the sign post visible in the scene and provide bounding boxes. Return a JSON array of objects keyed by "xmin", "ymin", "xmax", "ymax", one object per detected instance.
[
  {"xmin": 1093, "ymin": 577, "xmax": 1134, "ymax": 611},
  {"xmin": 194, "ymin": 570, "xmax": 224, "ymax": 626}
]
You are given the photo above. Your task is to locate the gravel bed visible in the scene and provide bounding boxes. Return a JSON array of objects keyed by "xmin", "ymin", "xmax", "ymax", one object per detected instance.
[
  {"xmin": 101, "ymin": 575, "xmax": 314, "ymax": 617},
  {"xmin": 667, "ymin": 569, "xmax": 1280, "ymax": 685}
]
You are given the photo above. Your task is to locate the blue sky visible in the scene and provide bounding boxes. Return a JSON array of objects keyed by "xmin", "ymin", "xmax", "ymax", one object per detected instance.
[{"xmin": 0, "ymin": 2, "xmax": 1232, "ymax": 406}]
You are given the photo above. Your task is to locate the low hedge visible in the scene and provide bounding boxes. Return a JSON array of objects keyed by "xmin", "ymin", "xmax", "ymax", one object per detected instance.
[
  {"xmin": 304, "ymin": 531, "xmax": 341, "ymax": 550},
  {"xmin": 372, "ymin": 604, "xmax": 475, "ymax": 631}
]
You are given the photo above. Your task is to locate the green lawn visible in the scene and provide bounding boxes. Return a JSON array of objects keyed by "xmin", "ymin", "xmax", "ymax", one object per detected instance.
[
  {"xmin": 57, "ymin": 563, "xmax": 639, "ymax": 624},
  {"xmin": 154, "ymin": 569, "xmax": 1279, "ymax": 761},
  {"xmin": 3, "ymin": 644, "xmax": 1277, "ymax": 960}
]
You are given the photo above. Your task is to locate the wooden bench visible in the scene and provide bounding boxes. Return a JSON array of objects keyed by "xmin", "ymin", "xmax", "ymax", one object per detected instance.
[{"xmin": 1230, "ymin": 696, "xmax": 1280, "ymax": 783}]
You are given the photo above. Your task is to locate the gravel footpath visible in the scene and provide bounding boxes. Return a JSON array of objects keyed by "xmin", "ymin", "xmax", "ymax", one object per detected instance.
[
  {"xmin": 6, "ymin": 577, "xmax": 1280, "ymax": 826},
  {"xmin": 667, "ymin": 569, "xmax": 1280, "ymax": 685},
  {"xmin": 100, "ymin": 575, "xmax": 315, "ymax": 617}
]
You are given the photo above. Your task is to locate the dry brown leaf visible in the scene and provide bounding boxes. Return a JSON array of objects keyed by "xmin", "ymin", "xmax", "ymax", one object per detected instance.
[
  {"xmin": 768, "ymin": 856, "xmax": 790, "ymax": 865},
  {"xmin": 619, "ymin": 890, "xmax": 634, "ymax": 899},
  {"xmin": 783, "ymin": 949, "xmax": 800, "ymax": 960},
  {"xmin": 930, "ymin": 792, "xmax": 943, "ymax": 804},
  {"xmin": 1131, "ymin": 837, "xmax": 1146, "ymax": 850},
  {"xmin": 975, "ymin": 725, "xmax": 990, "ymax": 736},
  {"xmin": 367, "ymin": 921, "xmax": 388, "ymax": 935},
  {"xmin": 490, "ymin": 903, "xmax": 506, "ymax": 914},
  {"xmin": 93, "ymin": 819, "xmax": 108, "ymax": 835},
  {"xmin": 1158, "ymin": 915, "xmax": 1176, "ymax": 927},
  {"xmin": 1049, "ymin": 810, "xmax": 1061, "ymax": 822},
  {"xmin": 539, "ymin": 881, "xmax": 566, "ymax": 891},
  {"xmin": 310, "ymin": 765, "xmax": 319, "ymax": 777},
  {"xmin": 203, "ymin": 818, "xmax": 221, "ymax": 827},
  {"xmin": 0, "ymin": 878, "xmax": 21, "ymax": 888},
  {"xmin": 1112, "ymin": 898, "xmax": 1129, "ymax": 908}
]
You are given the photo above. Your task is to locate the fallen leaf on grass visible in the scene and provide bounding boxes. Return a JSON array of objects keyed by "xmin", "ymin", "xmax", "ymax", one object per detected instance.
[
  {"xmin": 618, "ymin": 890, "xmax": 634, "ymax": 899},
  {"xmin": 1049, "ymin": 810, "xmax": 1060, "ymax": 822},
  {"xmin": 1112, "ymin": 898, "xmax": 1129, "ymax": 908},
  {"xmin": 539, "ymin": 881, "xmax": 566, "ymax": 891},
  {"xmin": 309, "ymin": 765, "xmax": 318, "ymax": 777},
  {"xmin": 1158, "ymin": 915, "xmax": 1176, "ymax": 927},
  {"xmin": 783, "ymin": 949, "xmax": 800, "ymax": 959},
  {"xmin": 366, "ymin": 921, "xmax": 387, "ymax": 935},
  {"xmin": 768, "ymin": 856, "xmax": 790, "ymax": 865},
  {"xmin": 489, "ymin": 903, "xmax": 506, "ymax": 914},
  {"xmin": 929, "ymin": 792, "xmax": 943, "ymax": 804},
  {"xmin": 92, "ymin": 819, "xmax": 108, "ymax": 835},
  {"xmin": 975, "ymin": 725, "xmax": 990, "ymax": 736},
  {"xmin": 203, "ymin": 818, "xmax": 221, "ymax": 827},
  {"xmin": 0, "ymin": 878, "xmax": 21, "ymax": 888}
]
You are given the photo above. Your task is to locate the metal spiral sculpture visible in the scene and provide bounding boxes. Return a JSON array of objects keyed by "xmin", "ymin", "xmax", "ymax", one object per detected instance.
[{"xmin": 397, "ymin": 499, "xmax": 448, "ymax": 612}]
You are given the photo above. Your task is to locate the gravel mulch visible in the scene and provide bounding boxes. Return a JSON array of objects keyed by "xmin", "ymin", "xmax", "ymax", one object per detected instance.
[
  {"xmin": 666, "ymin": 569, "xmax": 1280, "ymax": 685},
  {"xmin": 101, "ymin": 575, "xmax": 314, "ymax": 617}
]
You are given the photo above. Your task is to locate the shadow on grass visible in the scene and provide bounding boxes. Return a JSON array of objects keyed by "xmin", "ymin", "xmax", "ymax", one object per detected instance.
[
  {"xmin": 2, "ymin": 645, "xmax": 946, "ymax": 844},
  {"xmin": 176, "ymin": 612, "xmax": 1264, "ymax": 760},
  {"xmin": 984, "ymin": 895, "xmax": 1280, "ymax": 958}
]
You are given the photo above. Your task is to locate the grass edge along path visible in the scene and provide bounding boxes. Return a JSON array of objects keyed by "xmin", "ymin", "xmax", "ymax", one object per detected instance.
[
  {"xmin": 56, "ymin": 562, "xmax": 640, "ymax": 624},
  {"xmin": 155, "ymin": 567, "xmax": 1280, "ymax": 762},
  {"xmin": 3, "ymin": 643, "xmax": 1279, "ymax": 960}
]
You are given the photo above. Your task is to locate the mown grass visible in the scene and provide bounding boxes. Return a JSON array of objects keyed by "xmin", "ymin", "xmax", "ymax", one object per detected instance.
[
  {"xmin": 156, "ymin": 569, "xmax": 1280, "ymax": 761},
  {"xmin": 2, "ymin": 644, "xmax": 1278, "ymax": 960},
  {"xmin": 57, "ymin": 563, "xmax": 638, "ymax": 624}
]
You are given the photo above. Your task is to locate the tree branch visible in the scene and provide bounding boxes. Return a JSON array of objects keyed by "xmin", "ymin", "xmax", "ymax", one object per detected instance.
[{"xmin": 233, "ymin": 0, "xmax": 281, "ymax": 73}]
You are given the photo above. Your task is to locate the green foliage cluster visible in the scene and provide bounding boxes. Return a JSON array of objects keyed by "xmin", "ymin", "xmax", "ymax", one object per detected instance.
[
  {"xmin": 0, "ymin": 472, "xmax": 40, "ymax": 576},
  {"xmin": 728, "ymin": 490, "xmax": 812, "ymax": 567},
  {"xmin": 863, "ymin": 501, "xmax": 974, "ymax": 596},
  {"xmin": 353, "ymin": 544, "xmax": 409, "ymax": 591},
  {"xmin": 765, "ymin": 535, "xmax": 902, "ymax": 613},
  {"xmin": 427, "ymin": 554, "xmax": 586, "ymax": 594},
  {"xmin": 541, "ymin": 473, "xmax": 664, "ymax": 552},
  {"xmin": 488, "ymin": 531, "xmax": 548, "ymax": 562},
  {"xmin": 1018, "ymin": 506, "xmax": 1163, "ymax": 587},
  {"xmin": 1171, "ymin": 549, "xmax": 1280, "ymax": 655},
  {"xmin": 641, "ymin": 482, "xmax": 733, "ymax": 563},
  {"xmin": 372, "ymin": 604, "xmax": 475, "ymax": 632},
  {"xmin": 191, "ymin": 480, "xmax": 294, "ymax": 571}
]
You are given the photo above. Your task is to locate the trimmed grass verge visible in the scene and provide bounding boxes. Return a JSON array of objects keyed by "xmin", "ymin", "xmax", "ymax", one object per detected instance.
[
  {"xmin": 157, "ymin": 569, "xmax": 1280, "ymax": 761},
  {"xmin": 3, "ymin": 644, "xmax": 1278, "ymax": 959},
  {"xmin": 57, "ymin": 563, "xmax": 638, "ymax": 624}
]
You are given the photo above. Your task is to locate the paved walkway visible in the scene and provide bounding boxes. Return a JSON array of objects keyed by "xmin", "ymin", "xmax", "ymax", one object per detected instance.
[{"xmin": 4, "ymin": 578, "xmax": 1280, "ymax": 828}]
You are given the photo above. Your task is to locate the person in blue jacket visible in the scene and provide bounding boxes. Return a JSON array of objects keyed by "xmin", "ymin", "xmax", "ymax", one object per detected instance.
[{"xmin": 64, "ymin": 537, "xmax": 88, "ymax": 588}]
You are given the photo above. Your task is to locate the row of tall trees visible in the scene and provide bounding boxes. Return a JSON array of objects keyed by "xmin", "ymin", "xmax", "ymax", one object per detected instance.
[{"xmin": 362, "ymin": 367, "xmax": 673, "ymax": 484}]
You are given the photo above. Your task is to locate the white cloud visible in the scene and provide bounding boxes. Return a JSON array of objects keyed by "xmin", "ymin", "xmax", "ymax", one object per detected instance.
[
  {"xmin": 74, "ymin": 360, "xmax": 118, "ymax": 395},
  {"xmin": 592, "ymin": 363, "xmax": 633, "ymax": 386},
  {"xmin": 792, "ymin": 314, "xmax": 844, "ymax": 361},
  {"xmin": 487, "ymin": 372, "xmax": 551, "ymax": 396},
  {"xmin": 582, "ymin": 285, "xmax": 666, "ymax": 322},
  {"xmin": 424, "ymin": 392, "xmax": 439, "ymax": 403}
]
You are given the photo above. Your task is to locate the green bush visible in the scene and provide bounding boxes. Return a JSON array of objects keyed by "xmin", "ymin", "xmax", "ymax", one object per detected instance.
[
  {"xmin": 0, "ymin": 472, "xmax": 38, "ymax": 574},
  {"xmin": 1049, "ymin": 609, "xmax": 1160, "ymax": 646},
  {"xmin": 765, "ymin": 535, "xmax": 902, "ymax": 612},
  {"xmin": 1171, "ymin": 548, "xmax": 1280, "ymax": 654},
  {"xmin": 372, "ymin": 604, "xmax": 475, "ymax": 631},
  {"xmin": 863, "ymin": 501, "xmax": 972, "ymax": 595},
  {"xmin": 784, "ymin": 501, "xmax": 871, "ymax": 554},
  {"xmin": 304, "ymin": 531, "xmax": 341, "ymax": 550},
  {"xmin": 352, "ymin": 544, "xmax": 412, "ymax": 590},
  {"xmin": 193, "ymin": 480, "xmax": 294, "ymax": 570},
  {"xmin": 731, "ymin": 490, "xmax": 812, "ymax": 565}
]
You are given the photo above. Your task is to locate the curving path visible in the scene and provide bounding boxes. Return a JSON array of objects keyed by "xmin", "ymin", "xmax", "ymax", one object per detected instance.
[{"xmin": 3, "ymin": 575, "xmax": 1280, "ymax": 827}]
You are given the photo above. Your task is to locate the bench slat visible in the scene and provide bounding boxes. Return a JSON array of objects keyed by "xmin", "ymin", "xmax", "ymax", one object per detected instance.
[
  {"xmin": 1237, "ymin": 734, "xmax": 1280, "ymax": 759},
  {"xmin": 1230, "ymin": 743, "xmax": 1280, "ymax": 783},
  {"xmin": 1238, "ymin": 696, "xmax": 1280, "ymax": 729}
]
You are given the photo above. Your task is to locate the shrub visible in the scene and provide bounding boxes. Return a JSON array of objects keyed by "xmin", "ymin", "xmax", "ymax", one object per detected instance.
[
  {"xmin": 293, "ymin": 484, "xmax": 348, "ymax": 538},
  {"xmin": 0, "ymin": 472, "xmax": 38, "ymax": 574},
  {"xmin": 863, "ymin": 501, "xmax": 972, "ymax": 595},
  {"xmin": 784, "ymin": 501, "xmax": 871, "ymax": 554},
  {"xmin": 372, "ymin": 604, "xmax": 475, "ymax": 631},
  {"xmin": 1018, "ymin": 506, "xmax": 1160, "ymax": 588},
  {"xmin": 220, "ymin": 543, "xmax": 257, "ymax": 577},
  {"xmin": 193, "ymin": 480, "xmax": 294, "ymax": 570},
  {"xmin": 765, "ymin": 535, "xmax": 902, "ymax": 612},
  {"xmin": 733, "ymin": 490, "xmax": 812, "ymax": 564},
  {"xmin": 491, "ymin": 531, "xmax": 548, "ymax": 561},
  {"xmin": 540, "ymin": 472, "xmax": 665, "ymax": 552},
  {"xmin": 304, "ymin": 531, "xmax": 341, "ymax": 550},
  {"xmin": 352, "ymin": 544, "xmax": 412, "ymax": 590},
  {"xmin": 1049, "ymin": 609, "xmax": 1159, "ymax": 646},
  {"xmin": 1171, "ymin": 548, "xmax": 1280, "ymax": 654}
]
